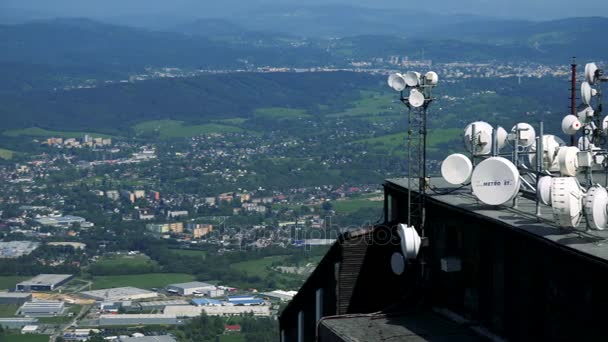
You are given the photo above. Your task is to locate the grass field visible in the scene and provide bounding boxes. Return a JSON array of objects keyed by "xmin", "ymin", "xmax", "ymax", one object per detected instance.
[
  {"xmin": 231, "ymin": 256, "xmax": 288, "ymax": 278},
  {"xmin": 134, "ymin": 120, "xmax": 243, "ymax": 139},
  {"xmin": 332, "ymin": 195, "xmax": 384, "ymax": 214},
  {"xmin": 254, "ymin": 107, "xmax": 311, "ymax": 120},
  {"xmin": 327, "ymin": 91, "xmax": 394, "ymax": 118},
  {"xmin": 219, "ymin": 334, "xmax": 246, "ymax": 342},
  {"xmin": 92, "ymin": 254, "xmax": 160, "ymax": 270},
  {"xmin": 3, "ymin": 127, "xmax": 113, "ymax": 139},
  {"xmin": 0, "ymin": 304, "xmax": 18, "ymax": 316},
  {"xmin": 168, "ymin": 249, "xmax": 207, "ymax": 258},
  {"xmin": 0, "ymin": 276, "xmax": 28, "ymax": 290},
  {"xmin": 353, "ymin": 128, "xmax": 461, "ymax": 155},
  {"xmin": 0, "ymin": 334, "xmax": 49, "ymax": 342},
  {"xmin": 0, "ymin": 148, "xmax": 14, "ymax": 160},
  {"xmin": 91, "ymin": 273, "xmax": 196, "ymax": 290},
  {"xmin": 38, "ymin": 304, "xmax": 81, "ymax": 324}
]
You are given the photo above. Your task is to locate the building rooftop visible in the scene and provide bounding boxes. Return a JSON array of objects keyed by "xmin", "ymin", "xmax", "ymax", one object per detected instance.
[
  {"xmin": 167, "ymin": 281, "xmax": 215, "ymax": 289},
  {"xmin": 191, "ymin": 298, "xmax": 222, "ymax": 306},
  {"xmin": 17, "ymin": 274, "xmax": 72, "ymax": 287},
  {"xmin": 0, "ymin": 292, "xmax": 31, "ymax": 298},
  {"xmin": 139, "ymin": 300, "xmax": 190, "ymax": 308},
  {"xmin": 119, "ymin": 335, "xmax": 177, "ymax": 342},
  {"xmin": 387, "ymin": 177, "xmax": 608, "ymax": 262},
  {"xmin": 81, "ymin": 287, "xmax": 158, "ymax": 301}
]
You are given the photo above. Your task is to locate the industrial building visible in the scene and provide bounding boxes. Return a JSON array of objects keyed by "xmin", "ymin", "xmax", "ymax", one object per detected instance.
[
  {"xmin": 226, "ymin": 295, "xmax": 264, "ymax": 306},
  {"xmin": 164, "ymin": 304, "xmax": 270, "ymax": 317},
  {"xmin": 0, "ymin": 317, "xmax": 39, "ymax": 329},
  {"xmin": 18, "ymin": 300, "xmax": 65, "ymax": 316},
  {"xmin": 165, "ymin": 281, "xmax": 220, "ymax": 296},
  {"xmin": 99, "ymin": 314, "xmax": 181, "ymax": 326},
  {"xmin": 0, "ymin": 291, "xmax": 32, "ymax": 305},
  {"xmin": 191, "ymin": 298, "xmax": 222, "ymax": 306},
  {"xmin": 119, "ymin": 335, "xmax": 177, "ymax": 342},
  {"xmin": 35, "ymin": 215, "xmax": 90, "ymax": 228},
  {"xmin": 0, "ymin": 241, "xmax": 40, "ymax": 258},
  {"xmin": 261, "ymin": 290, "xmax": 297, "ymax": 302},
  {"xmin": 138, "ymin": 300, "xmax": 190, "ymax": 311},
  {"xmin": 16, "ymin": 274, "xmax": 74, "ymax": 291},
  {"xmin": 81, "ymin": 287, "xmax": 158, "ymax": 301}
]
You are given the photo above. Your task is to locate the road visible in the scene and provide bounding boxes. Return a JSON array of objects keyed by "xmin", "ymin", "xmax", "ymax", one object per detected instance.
[{"xmin": 49, "ymin": 304, "xmax": 91, "ymax": 342}]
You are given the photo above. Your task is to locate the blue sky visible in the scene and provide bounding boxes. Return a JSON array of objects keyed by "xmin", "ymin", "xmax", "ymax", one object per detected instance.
[{"xmin": 3, "ymin": 0, "xmax": 607, "ymax": 20}]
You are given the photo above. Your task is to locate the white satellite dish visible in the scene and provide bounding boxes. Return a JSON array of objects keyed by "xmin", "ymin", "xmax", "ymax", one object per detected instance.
[
  {"xmin": 556, "ymin": 146, "xmax": 580, "ymax": 176},
  {"xmin": 577, "ymin": 136, "xmax": 594, "ymax": 151},
  {"xmin": 496, "ymin": 126, "xmax": 508, "ymax": 149},
  {"xmin": 577, "ymin": 104, "xmax": 594, "ymax": 124},
  {"xmin": 581, "ymin": 81, "xmax": 598, "ymax": 105},
  {"xmin": 561, "ymin": 115, "xmax": 582, "ymax": 135},
  {"xmin": 584, "ymin": 185, "xmax": 608, "ymax": 230},
  {"xmin": 551, "ymin": 177, "xmax": 584, "ymax": 229},
  {"xmin": 424, "ymin": 71, "xmax": 439, "ymax": 86},
  {"xmin": 388, "ymin": 73, "xmax": 407, "ymax": 92},
  {"xmin": 471, "ymin": 157, "xmax": 520, "ymax": 206},
  {"xmin": 537, "ymin": 176, "xmax": 553, "ymax": 205},
  {"xmin": 509, "ymin": 123, "xmax": 536, "ymax": 148},
  {"xmin": 441, "ymin": 153, "xmax": 473, "ymax": 185},
  {"xmin": 463, "ymin": 121, "xmax": 493, "ymax": 155},
  {"xmin": 529, "ymin": 135, "xmax": 565, "ymax": 171},
  {"xmin": 398, "ymin": 224, "xmax": 421, "ymax": 260},
  {"xmin": 585, "ymin": 62, "xmax": 599, "ymax": 85},
  {"xmin": 404, "ymin": 71, "xmax": 421, "ymax": 87},
  {"xmin": 408, "ymin": 88, "xmax": 425, "ymax": 107},
  {"xmin": 602, "ymin": 116, "xmax": 608, "ymax": 135},
  {"xmin": 390, "ymin": 252, "xmax": 406, "ymax": 275}
]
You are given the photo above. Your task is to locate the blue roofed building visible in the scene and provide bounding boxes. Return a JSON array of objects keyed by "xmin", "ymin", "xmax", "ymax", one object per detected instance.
[
  {"xmin": 191, "ymin": 298, "xmax": 222, "ymax": 306},
  {"xmin": 226, "ymin": 296, "xmax": 265, "ymax": 306}
]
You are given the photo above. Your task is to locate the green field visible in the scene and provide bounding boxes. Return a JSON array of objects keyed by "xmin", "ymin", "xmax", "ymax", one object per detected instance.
[
  {"xmin": 0, "ymin": 304, "xmax": 18, "ymax": 317},
  {"xmin": 0, "ymin": 334, "xmax": 49, "ymax": 342},
  {"xmin": 219, "ymin": 334, "xmax": 246, "ymax": 342},
  {"xmin": 254, "ymin": 107, "xmax": 311, "ymax": 120},
  {"xmin": 0, "ymin": 276, "xmax": 28, "ymax": 290},
  {"xmin": 327, "ymin": 91, "xmax": 394, "ymax": 118},
  {"xmin": 353, "ymin": 128, "xmax": 461, "ymax": 155},
  {"xmin": 134, "ymin": 120, "xmax": 243, "ymax": 139},
  {"xmin": 91, "ymin": 273, "xmax": 196, "ymax": 290},
  {"xmin": 231, "ymin": 256, "xmax": 288, "ymax": 278},
  {"xmin": 38, "ymin": 305, "xmax": 81, "ymax": 324},
  {"xmin": 332, "ymin": 196, "xmax": 384, "ymax": 214},
  {"xmin": 217, "ymin": 118, "xmax": 248, "ymax": 125},
  {"xmin": 168, "ymin": 249, "xmax": 207, "ymax": 258},
  {"xmin": 3, "ymin": 127, "xmax": 113, "ymax": 139},
  {"xmin": 92, "ymin": 254, "xmax": 160, "ymax": 270},
  {"xmin": 0, "ymin": 148, "xmax": 14, "ymax": 160}
]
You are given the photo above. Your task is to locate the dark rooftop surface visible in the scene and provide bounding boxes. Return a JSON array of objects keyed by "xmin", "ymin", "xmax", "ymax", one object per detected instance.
[
  {"xmin": 320, "ymin": 310, "xmax": 485, "ymax": 341},
  {"xmin": 387, "ymin": 177, "xmax": 608, "ymax": 263}
]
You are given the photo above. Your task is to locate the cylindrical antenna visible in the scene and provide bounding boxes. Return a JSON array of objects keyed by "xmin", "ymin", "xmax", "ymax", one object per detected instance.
[{"xmin": 570, "ymin": 57, "xmax": 577, "ymax": 147}]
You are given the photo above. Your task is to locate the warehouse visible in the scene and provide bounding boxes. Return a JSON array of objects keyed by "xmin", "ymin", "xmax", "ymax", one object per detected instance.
[
  {"xmin": 164, "ymin": 304, "xmax": 270, "ymax": 317},
  {"xmin": 119, "ymin": 335, "xmax": 177, "ymax": 342},
  {"xmin": 0, "ymin": 318, "xmax": 39, "ymax": 329},
  {"xmin": 0, "ymin": 291, "xmax": 32, "ymax": 305},
  {"xmin": 18, "ymin": 300, "xmax": 65, "ymax": 316},
  {"xmin": 81, "ymin": 287, "xmax": 158, "ymax": 301},
  {"xmin": 191, "ymin": 298, "xmax": 222, "ymax": 306},
  {"xmin": 138, "ymin": 299, "xmax": 190, "ymax": 311},
  {"xmin": 99, "ymin": 314, "xmax": 181, "ymax": 326},
  {"xmin": 166, "ymin": 281, "xmax": 219, "ymax": 296},
  {"xmin": 16, "ymin": 274, "xmax": 74, "ymax": 291}
]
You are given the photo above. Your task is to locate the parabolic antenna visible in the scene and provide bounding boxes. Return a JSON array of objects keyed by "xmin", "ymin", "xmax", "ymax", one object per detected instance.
[
  {"xmin": 471, "ymin": 157, "xmax": 520, "ymax": 206},
  {"xmin": 537, "ymin": 176, "xmax": 553, "ymax": 206},
  {"xmin": 561, "ymin": 115, "xmax": 582, "ymax": 135},
  {"xmin": 425, "ymin": 71, "xmax": 439, "ymax": 86},
  {"xmin": 496, "ymin": 126, "xmax": 508, "ymax": 149},
  {"xmin": 577, "ymin": 136, "xmax": 595, "ymax": 151},
  {"xmin": 551, "ymin": 177, "xmax": 584, "ymax": 229},
  {"xmin": 585, "ymin": 62, "xmax": 599, "ymax": 85},
  {"xmin": 602, "ymin": 116, "xmax": 608, "ymax": 134},
  {"xmin": 388, "ymin": 73, "xmax": 407, "ymax": 92},
  {"xmin": 397, "ymin": 224, "xmax": 421, "ymax": 260},
  {"xmin": 581, "ymin": 81, "xmax": 597, "ymax": 105},
  {"xmin": 390, "ymin": 252, "xmax": 406, "ymax": 275},
  {"xmin": 463, "ymin": 121, "xmax": 493, "ymax": 155},
  {"xmin": 584, "ymin": 185, "xmax": 608, "ymax": 230},
  {"xmin": 557, "ymin": 146, "xmax": 580, "ymax": 176},
  {"xmin": 404, "ymin": 71, "xmax": 421, "ymax": 87},
  {"xmin": 441, "ymin": 153, "xmax": 473, "ymax": 185},
  {"xmin": 529, "ymin": 135, "xmax": 565, "ymax": 171},
  {"xmin": 577, "ymin": 104, "xmax": 594, "ymax": 124},
  {"xmin": 509, "ymin": 123, "xmax": 536, "ymax": 148},
  {"xmin": 408, "ymin": 88, "xmax": 425, "ymax": 107}
]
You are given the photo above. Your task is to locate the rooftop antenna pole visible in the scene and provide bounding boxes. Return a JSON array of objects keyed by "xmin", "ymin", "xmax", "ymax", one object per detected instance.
[{"xmin": 571, "ymin": 57, "xmax": 577, "ymax": 147}]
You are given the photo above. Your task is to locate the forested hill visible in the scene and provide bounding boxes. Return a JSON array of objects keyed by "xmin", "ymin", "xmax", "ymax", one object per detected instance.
[{"xmin": 0, "ymin": 71, "xmax": 379, "ymax": 133}]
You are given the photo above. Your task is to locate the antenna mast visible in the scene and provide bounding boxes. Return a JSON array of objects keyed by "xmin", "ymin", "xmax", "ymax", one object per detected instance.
[{"xmin": 570, "ymin": 57, "xmax": 577, "ymax": 146}]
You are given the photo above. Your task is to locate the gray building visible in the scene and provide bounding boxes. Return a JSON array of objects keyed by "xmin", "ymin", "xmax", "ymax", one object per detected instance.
[
  {"xmin": 0, "ymin": 292, "xmax": 32, "ymax": 305},
  {"xmin": 18, "ymin": 300, "xmax": 65, "ymax": 317},
  {"xmin": 16, "ymin": 274, "xmax": 74, "ymax": 291},
  {"xmin": 138, "ymin": 300, "xmax": 190, "ymax": 311},
  {"xmin": 166, "ymin": 282, "xmax": 216, "ymax": 296},
  {"xmin": 99, "ymin": 314, "xmax": 181, "ymax": 326},
  {"xmin": 119, "ymin": 335, "xmax": 177, "ymax": 342},
  {"xmin": 0, "ymin": 318, "xmax": 39, "ymax": 329}
]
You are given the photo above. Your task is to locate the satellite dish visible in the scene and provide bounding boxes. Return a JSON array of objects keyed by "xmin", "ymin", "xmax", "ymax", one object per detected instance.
[
  {"xmin": 424, "ymin": 71, "xmax": 439, "ymax": 86},
  {"xmin": 404, "ymin": 71, "xmax": 421, "ymax": 87},
  {"xmin": 561, "ymin": 115, "xmax": 582, "ymax": 135},
  {"xmin": 602, "ymin": 116, "xmax": 608, "ymax": 135},
  {"xmin": 577, "ymin": 104, "xmax": 594, "ymax": 124},
  {"xmin": 463, "ymin": 121, "xmax": 493, "ymax": 155},
  {"xmin": 584, "ymin": 185, "xmax": 608, "ymax": 230},
  {"xmin": 537, "ymin": 176, "xmax": 553, "ymax": 205},
  {"xmin": 577, "ymin": 136, "xmax": 595, "ymax": 151},
  {"xmin": 496, "ymin": 126, "xmax": 508, "ymax": 149},
  {"xmin": 390, "ymin": 252, "xmax": 406, "ymax": 275},
  {"xmin": 397, "ymin": 224, "xmax": 421, "ymax": 260},
  {"xmin": 408, "ymin": 89, "xmax": 425, "ymax": 107},
  {"xmin": 585, "ymin": 62, "xmax": 599, "ymax": 85},
  {"xmin": 551, "ymin": 177, "xmax": 584, "ymax": 229},
  {"xmin": 581, "ymin": 82, "xmax": 598, "ymax": 105},
  {"xmin": 529, "ymin": 135, "xmax": 565, "ymax": 171},
  {"xmin": 388, "ymin": 73, "xmax": 407, "ymax": 92},
  {"xmin": 471, "ymin": 157, "xmax": 520, "ymax": 206},
  {"xmin": 557, "ymin": 146, "xmax": 580, "ymax": 176},
  {"xmin": 441, "ymin": 154, "xmax": 473, "ymax": 185},
  {"xmin": 509, "ymin": 123, "xmax": 536, "ymax": 148}
]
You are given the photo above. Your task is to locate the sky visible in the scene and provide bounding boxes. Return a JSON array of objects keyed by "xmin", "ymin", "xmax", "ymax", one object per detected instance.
[{"xmin": 2, "ymin": 0, "xmax": 607, "ymax": 21}]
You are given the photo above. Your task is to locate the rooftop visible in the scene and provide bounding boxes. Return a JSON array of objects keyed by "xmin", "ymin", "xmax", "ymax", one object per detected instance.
[
  {"xmin": 167, "ymin": 281, "xmax": 215, "ymax": 289},
  {"xmin": 17, "ymin": 274, "xmax": 73, "ymax": 286},
  {"xmin": 0, "ymin": 292, "xmax": 31, "ymax": 298},
  {"xmin": 81, "ymin": 287, "xmax": 158, "ymax": 301}
]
